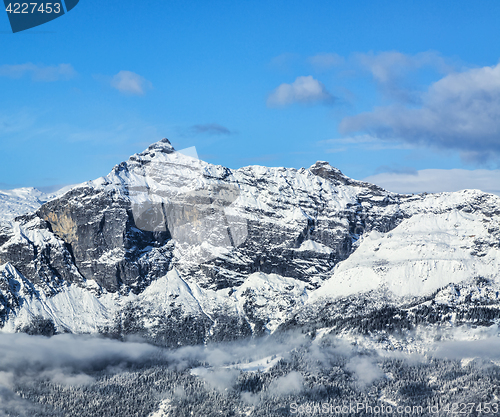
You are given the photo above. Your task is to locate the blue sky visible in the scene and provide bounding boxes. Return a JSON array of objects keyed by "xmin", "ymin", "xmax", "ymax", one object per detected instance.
[{"xmin": 1, "ymin": 0, "xmax": 500, "ymax": 194}]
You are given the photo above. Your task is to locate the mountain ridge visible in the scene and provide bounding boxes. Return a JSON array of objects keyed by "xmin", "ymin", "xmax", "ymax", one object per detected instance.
[{"xmin": 0, "ymin": 138, "xmax": 499, "ymax": 348}]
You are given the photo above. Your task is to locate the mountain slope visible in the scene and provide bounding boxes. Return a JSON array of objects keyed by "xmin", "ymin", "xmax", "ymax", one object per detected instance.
[{"xmin": 0, "ymin": 138, "xmax": 499, "ymax": 346}]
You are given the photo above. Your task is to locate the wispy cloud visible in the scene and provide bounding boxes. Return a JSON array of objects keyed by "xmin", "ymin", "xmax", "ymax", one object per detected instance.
[
  {"xmin": 353, "ymin": 50, "xmax": 454, "ymax": 101},
  {"xmin": 192, "ymin": 123, "xmax": 232, "ymax": 135},
  {"xmin": 110, "ymin": 70, "xmax": 152, "ymax": 95},
  {"xmin": 0, "ymin": 110, "xmax": 37, "ymax": 135},
  {"xmin": 325, "ymin": 147, "xmax": 347, "ymax": 154},
  {"xmin": 65, "ymin": 121, "xmax": 162, "ymax": 144},
  {"xmin": 319, "ymin": 134, "xmax": 413, "ymax": 151},
  {"xmin": 191, "ymin": 367, "xmax": 239, "ymax": 393},
  {"xmin": 363, "ymin": 168, "xmax": 500, "ymax": 196},
  {"xmin": 0, "ymin": 107, "xmax": 164, "ymax": 150},
  {"xmin": 346, "ymin": 356, "xmax": 384, "ymax": 386},
  {"xmin": 267, "ymin": 76, "xmax": 335, "ymax": 107},
  {"xmin": 0, "ymin": 333, "xmax": 160, "ymax": 371},
  {"xmin": 268, "ymin": 371, "xmax": 304, "ymax": 396},
  {"xmin": 0, "ymin": 63, "xmax": 76, "ymax": 82},
  {"xmin": 1, "ymin": 329, "xmax": 496, "ymax": 415},
  {"xmin": 340, "ymin": 63, "xmax": 500, "ymax": 163},
  {"xmin": 308, "ymin": 53, "xmax": 344, "ymax": 71},
  {"xmin": 269, "ymin": 53, "xmax": 300, "ymax": 70},
  {"xmin": 302, "ymin": 50, "xmax": 461, "ymax": 107},
  {"xmin": 319, "ymin": 134, "xmax": 379, "ymax": 146}
]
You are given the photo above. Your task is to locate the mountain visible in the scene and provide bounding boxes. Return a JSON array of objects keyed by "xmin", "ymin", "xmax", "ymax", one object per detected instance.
[{"xmin": 0, "ymin": 138, "xmax": 499, "ymax": 348}]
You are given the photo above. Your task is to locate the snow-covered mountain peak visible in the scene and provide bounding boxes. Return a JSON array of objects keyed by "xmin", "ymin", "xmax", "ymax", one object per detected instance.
[
  {"xmin": 308, "ymin": 161, "xmax": 352, "ymax": 187},
  {"xmin": 110, "ymin": 138, "xmax": 179, "ymax": 172},
  {"xmin": 97, "ymin": 138, "xmax": 209, "ymax": 193},
  {"xmin": 1, "ymin": 137, "xmax": 499, "ymax": 348},
  {"xmin": 308, "ymin": 161, "xmax": 384, "ymax": 193},
  {"xmin": 309, "ymin": 161, "xmax": 345, "ymax": 180},
  {"xmin": 136, "ymin": 137, "xmax": 176, "ymax": 157}
]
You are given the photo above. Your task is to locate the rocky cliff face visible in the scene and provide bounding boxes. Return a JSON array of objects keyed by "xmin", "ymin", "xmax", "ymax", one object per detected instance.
[{"xmin": 0, "ymin": 139, "xmax": 499, "ymax": 346}]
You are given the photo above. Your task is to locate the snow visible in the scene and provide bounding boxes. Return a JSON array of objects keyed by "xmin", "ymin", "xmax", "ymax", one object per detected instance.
[
  {"xmin": 140, "ymin": 269, "xmax": 205, "ymax": 319},
  {"xmin": 0, "ymin": 188, "xmax": 47, "ymax": 222},
  {"xmin": 149, "ymin": 399, "xmax": 173, "ymax": 417},
  {"xmin": 0, "ymin": 274, "xmax": 116, "ymax": 333},
  {"xmin": 224, "ymin": 355, "xmax": 283, "ymax": 372},
  {"xmin": 310, "ymin": 208, "xmax": 500, "ymax": 302},
  {"xmin": 1, "ymin": 267, "xmax": 202, "ymax": 333},
  {"xmin": 0, "ymin": 185, "xmax": 78, "ymax": 224},
  {"xmin": 0, "ymin": 264, "xmax": 312, "ymax": 337},
  {"xmin": 233, "ymin": 272, "xmax": 309, "ymax": 332},
  {"xmin": 296, "ymin": 239, "xmax": 333, "ymax": 254}
]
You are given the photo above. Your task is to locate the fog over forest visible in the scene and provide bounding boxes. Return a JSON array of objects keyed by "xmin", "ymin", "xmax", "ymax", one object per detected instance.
[{"xmin": 1, "ymin": 330, "xmax": 499, "ymax": 416}]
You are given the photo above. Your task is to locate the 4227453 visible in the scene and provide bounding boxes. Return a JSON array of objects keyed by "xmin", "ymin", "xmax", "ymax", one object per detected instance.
[{"xmin": 6, "ymin": 3, "xmax": 62, "ymax": 13}]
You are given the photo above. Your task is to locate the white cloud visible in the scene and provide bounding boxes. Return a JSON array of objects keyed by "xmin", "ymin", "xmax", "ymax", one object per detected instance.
[
  {"xmin": 41, "ymin": 370, "xmax": 95, "ymax": 387},
  {"xmin": 308, "ymin": 53, "xmax": 344, "ymax": 70},
  {"xmin": 110, "ymin": 70, "xmax": 152, "ymax": 95},
  {"xmin": 0, "ymin": 372, "xmax": 13, "ymax": 389},
  {"xmin": 340, "ymin": 63, "xmax": 500, "ymax": 162},
  {"xmin": 434, "ymin": 338, "xmax": 500, "ymax": 361},
  {"xmin": 346, "ymin": 357, "xmax": 383, "ymax": 386},
  {"xmin": 240, "ymin": 391, "xmax": 260, "ymax": 405},
  {"xmin": 267, "ymin": 76, "xmax": 334, "ymax": 107},
  {"xmin": 0, "ymin": 333, "xmax": 161, "ymax": 371},
  {"xmin": 0, "ymin": 63, "xmax": 76, "ymax": 81},
  {"xmin": 363, "ymin": 168, "xmax": 500, "ymax": 196},
  {"xmin": 268, "ymin": 371, "xmax": 304, "ymax": 396},
  {"xmin": 191, "ymin": 367, "xmax": 239, "ymax": 393}
]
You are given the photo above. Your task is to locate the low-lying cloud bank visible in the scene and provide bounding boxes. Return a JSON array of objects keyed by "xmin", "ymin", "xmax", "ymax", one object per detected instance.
[
  {"xmin": 364, "ymin": 168, "xmax": 500, "ymax": 196},
  {"xmin": 1, "ymin": 329, "xmax": 499, "ymax": 415},
  {"xmin": 434, "ymin": 338, "xmax": 500, "ymax": 361},
  {"xmin": 0, "ymin": 333, "xmax": 163, "ymax": 416},
  {"xmin": 0, "ymin": 333, "xmax": 161, "ymax": 373}
]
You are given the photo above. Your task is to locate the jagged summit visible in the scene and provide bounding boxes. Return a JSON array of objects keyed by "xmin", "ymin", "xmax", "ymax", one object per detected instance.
[
  {"xmin": 308, "ymin": 160, "xmax": 385, "ymax": 194},
  {"xmin": 109, "ymin": 138, "xmax": 182, "ymax": 179},
  {"xmin": 139, "ymin": 137, "xmax": 176, "ymax": 155},
  {"xmin": 108, "ymin": 139, "xmax": 372, "ymax": 193},
  {"xmin": 309, "ymin": 160, "xmax": 344, "ymax": 175},
  {"xmin": 126, "ymin": 137, "xmax": 176, "ymax": 165},
  {"xmin": 308, "ymin": 161, "xmax": 351, "ymax": 184}
]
